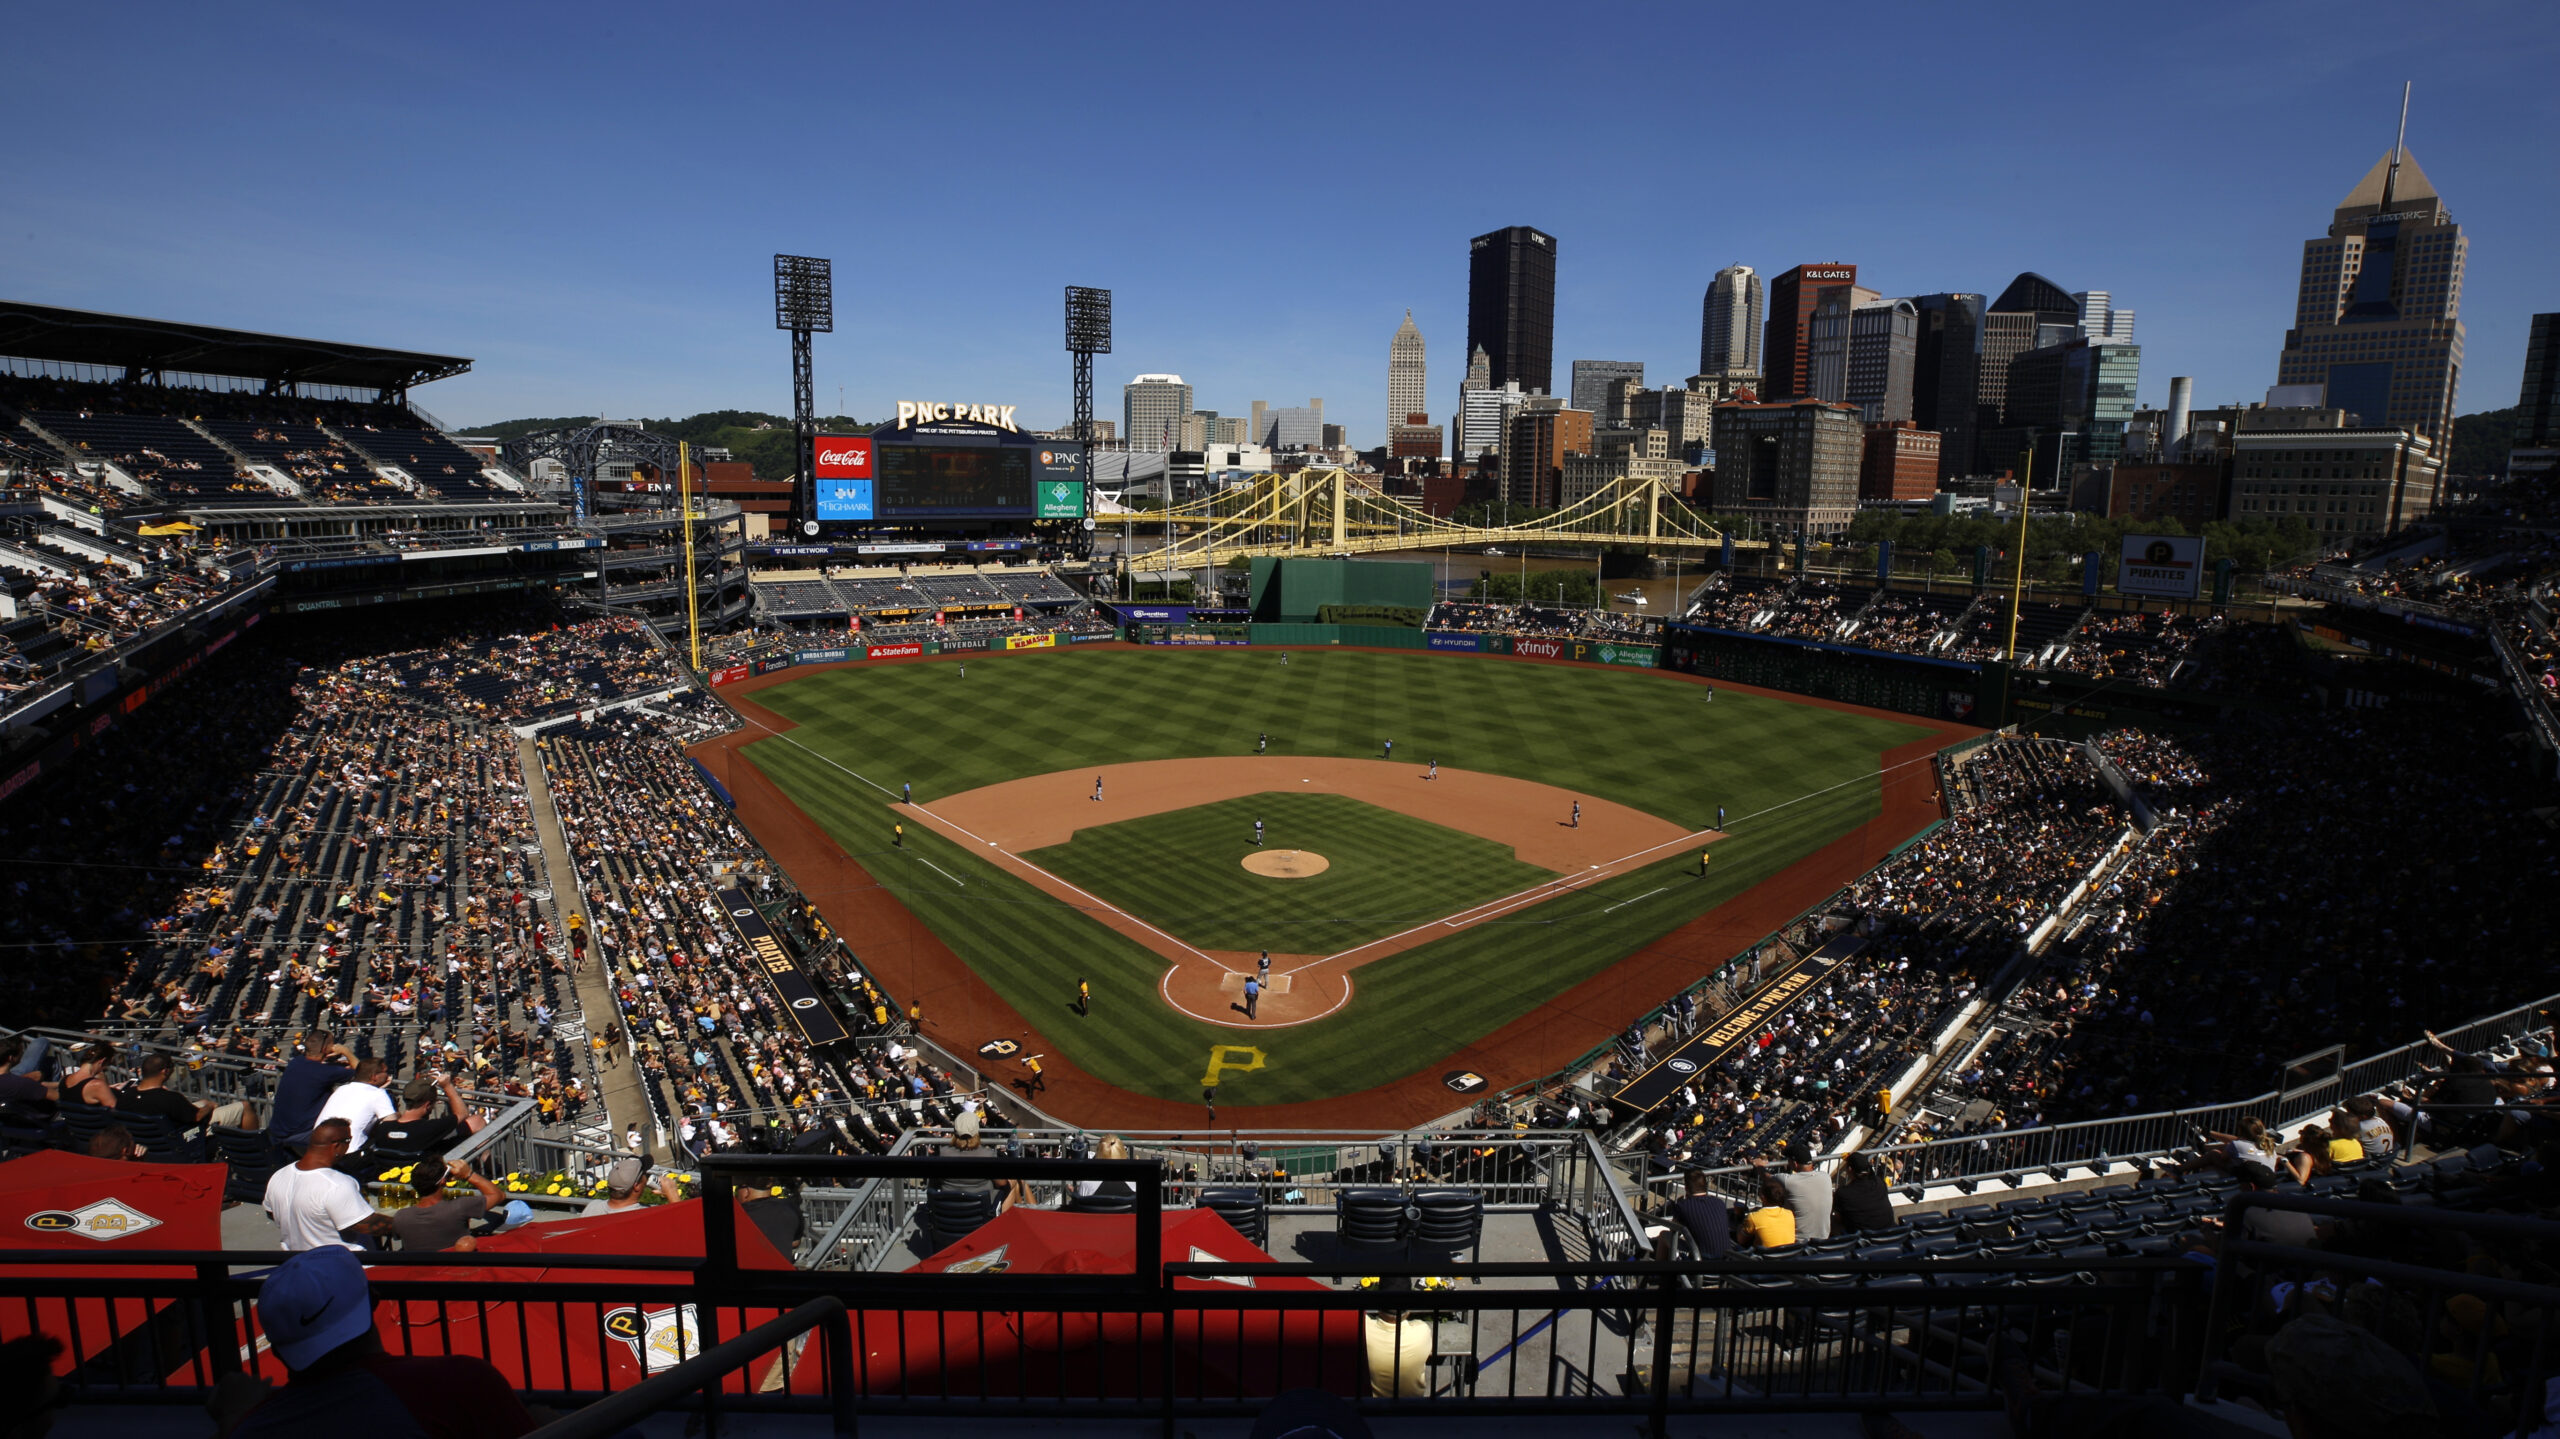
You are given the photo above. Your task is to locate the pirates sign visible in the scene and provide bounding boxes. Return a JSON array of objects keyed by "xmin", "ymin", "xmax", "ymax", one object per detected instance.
[{"xmin": 602, "ymin": 1305, "xmax": 703, "ymax": 1374}]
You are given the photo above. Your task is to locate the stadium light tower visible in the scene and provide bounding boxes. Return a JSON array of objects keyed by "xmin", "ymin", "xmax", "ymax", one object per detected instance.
[
  {"xmin": 775, "ymin": 254, "xmax": 834, "ymax": 534},
  {"xmin": 1065, "ymin": 286, "xmax": 1111, "ymax": 558}
]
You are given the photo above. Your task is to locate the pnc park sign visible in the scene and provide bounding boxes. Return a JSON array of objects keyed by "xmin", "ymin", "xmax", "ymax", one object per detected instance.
[{"xmin": 896, "ymin": 401, "xmax": 1020, "ymax": 431}]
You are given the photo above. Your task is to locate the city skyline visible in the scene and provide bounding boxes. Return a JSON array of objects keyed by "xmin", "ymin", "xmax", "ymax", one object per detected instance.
[{"xmin": 4, "ymin": 3, "xmax": 2553, "ymax": 446}]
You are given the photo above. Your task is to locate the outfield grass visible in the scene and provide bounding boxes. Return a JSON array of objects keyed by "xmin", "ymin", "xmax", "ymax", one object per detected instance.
[
  {"xmin": 740, "ymin": 647, "xmax": 1940, "ymax": 1106},
  {"xmin": 1022, "ymin": 791, "xmax": 1557, "ymax": 953}
]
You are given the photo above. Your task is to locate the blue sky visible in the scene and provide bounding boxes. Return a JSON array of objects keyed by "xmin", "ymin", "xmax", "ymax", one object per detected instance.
[{"xmin": 8, "ymin": 1, "xmax": 2554, "ymax": 446}]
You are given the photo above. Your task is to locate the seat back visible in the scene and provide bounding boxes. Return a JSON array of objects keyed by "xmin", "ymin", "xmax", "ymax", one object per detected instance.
[
  {"xmin": 1197, "ymin": 1188, "xmax": 1269, "ymax": 1246},
  {"xmin": 211, "ymin": 1125, "xmax": 279, "ymax": 1202},
  {"xmin": 1410, "ymin": 1189, "xmax": 1483, "ymax": 1250},
  {"xmin": 1336, "ymin": 1189, "xmax": 1410, "ymax": 1247},
  {"xmin": 924, "ymin": 1187, "xmax": 997, "ymax": 1247},
  {"xmin": 56, "ymin": 1100, "xmax": 115, "ymax": 1151},
  {"xmin": 1065, "ymin": 1187, "xmax": 1137, "ymax": 1214}
]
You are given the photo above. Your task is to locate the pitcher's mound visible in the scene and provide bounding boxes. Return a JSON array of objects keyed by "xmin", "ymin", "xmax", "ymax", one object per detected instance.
[{"xmin": 1242, "ymin": 849, "xmax": 1329, "ymax": 879}]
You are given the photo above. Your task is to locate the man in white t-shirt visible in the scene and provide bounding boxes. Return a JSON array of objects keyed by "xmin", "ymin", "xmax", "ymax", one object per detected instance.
[
  {"xmin": 314, "ymin": 1058, "xmax": 396, "ymax": 1153},
  {"xmin": 262, "ymin": 1119, "xmax": 390, "ymax": 1252}
]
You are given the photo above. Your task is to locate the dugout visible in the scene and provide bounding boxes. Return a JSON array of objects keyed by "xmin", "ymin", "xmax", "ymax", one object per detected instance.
[{"xmin": 1247, "ymin": 557, "xmax": 1433, "ymax": 625}]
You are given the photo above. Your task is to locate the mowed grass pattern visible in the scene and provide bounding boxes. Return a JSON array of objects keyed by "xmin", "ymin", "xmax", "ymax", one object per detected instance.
[
  {"xmin": 741, "ymin": 648, "xmax": 1939, "ymax": 1105},
  {"xmin": 1024, "ymin": 792, "xmax": 1558, "ymax": 953}
]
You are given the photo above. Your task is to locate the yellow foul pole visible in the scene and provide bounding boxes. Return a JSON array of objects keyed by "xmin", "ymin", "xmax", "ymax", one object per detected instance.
[
  {"xmin": 679, "ymin": 440, "xmax": 702, "ymax": 672},
  {"xmin": 2003, "ymin": 447, "xmax": 2033, "ymax": 661}
]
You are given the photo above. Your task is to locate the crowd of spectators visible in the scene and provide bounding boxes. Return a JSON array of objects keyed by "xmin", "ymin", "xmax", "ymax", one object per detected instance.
[
  {"xmin": 1426, "ymin": 600, "xmax": 1656, "ymax": 641},
  {"xmin": 1, "ymin": 518, "xmax": 252, "ymax": 710},
  {"xmin": 2045, "ymin": 610, "xmax": 2212, "ymax": 685}
]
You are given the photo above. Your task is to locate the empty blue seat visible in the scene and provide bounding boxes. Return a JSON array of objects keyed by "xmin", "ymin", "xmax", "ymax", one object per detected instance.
[
  {"xmin": 1197, "ymin": 1188, "xmax": 1268, "ymax": 1247},
  {"xmin": 1336, "ymin": 1190, "xmax": 1410, "ymax": 1249}
]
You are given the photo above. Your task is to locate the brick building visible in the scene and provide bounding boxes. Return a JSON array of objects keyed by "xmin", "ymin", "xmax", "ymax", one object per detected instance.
[{"xmin": 1859, "ymin": 422, "xmax": 1940, "ymax": 502}]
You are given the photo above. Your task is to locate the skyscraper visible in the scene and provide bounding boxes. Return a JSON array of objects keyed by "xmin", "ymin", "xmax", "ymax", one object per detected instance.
[
  {"xmin": 1764, "ymin": 263, "xmax": 1862, "ymax": 401},
  {"xmin": 1455, "ymin": 344, "xmax": 1498, "ymax": 462},
  {"xmin": 1912, "ymin": 293, "xmax": 1985, "ymax": 480},
  {"xmin": 1570, "ymin": 360, "xmax": 1644, "ymax": 418},
  {"xmin": 1700, "ymin": 264, "xmax": 1764, "ymax": 375},
  {"xmin": 1978, "ymin": 272, "xmax": 2079, "ymax": 460},
  {"xmin": 1804, "ymin": 284, "xmax": 1880, "ymax": 403},
  {"xmin": 2273, "ymin": 111, "xmax": 2466, "ymax": 449},
  {"xmin": 1466, "ymin": 226, "xmax": 1557, "ymax": 396},
  {"xmin": 1388, "ymin": 311, "xmax": 1427, "ymax": 441},
  {"xmin": 1123, "ymin": 374, "xmax": 1193, "ymax": 451},
  {"xmin": 1844, "ymin": 299, "xmax": 1919, "ymax": 424},
  {"xmin": 2073, "ymin": 291, "xmax": 2135, "ymax": 343},
  {"xmin": 2511, "ymin": 313, "xmax": 2560, "ymax": 483}
]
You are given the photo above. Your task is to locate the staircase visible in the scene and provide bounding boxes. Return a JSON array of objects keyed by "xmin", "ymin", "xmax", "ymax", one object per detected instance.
[
  {"xmin": 179, "ymin": 419, "xmax": 301, "ymax": 499},
  {"xmin": 316, "ymin": 422, "xmax": 422, "ymax": 495}
]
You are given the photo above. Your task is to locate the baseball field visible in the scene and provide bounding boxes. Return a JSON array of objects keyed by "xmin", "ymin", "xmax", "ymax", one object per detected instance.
[{"xmin": 692, "ymin": 643, "xmax": 1964, "ymax": 1128}]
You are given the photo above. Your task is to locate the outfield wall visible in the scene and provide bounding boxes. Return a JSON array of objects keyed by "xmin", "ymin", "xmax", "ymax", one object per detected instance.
[{"xmin": 1120, "ymin": 622, "xmax": 1664, "ymax": 669}]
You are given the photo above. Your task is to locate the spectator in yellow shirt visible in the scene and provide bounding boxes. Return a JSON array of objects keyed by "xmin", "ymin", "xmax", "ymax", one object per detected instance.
[{"xmin": 1740, "ymin": 1176, "xmax": 1797, "ymax": 1249}]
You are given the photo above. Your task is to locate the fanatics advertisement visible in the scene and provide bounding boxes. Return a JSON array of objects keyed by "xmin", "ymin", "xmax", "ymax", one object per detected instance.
[{"xmin": 2118, "ymin": 534, "xmax": 2204, "ymax": 600}]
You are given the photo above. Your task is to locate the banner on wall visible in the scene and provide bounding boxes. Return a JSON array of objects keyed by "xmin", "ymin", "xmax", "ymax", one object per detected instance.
[
  {"xmin": 1572, "ymin": 640, "xmax": 1657, "ymax": 668},
  {"xmin": 793, "ymin": 648, "xmax": 852, "ymax": 665},
  {"xmin": 865, "ymin": 643, "xmax": 925, "ymax": 660},
  {"xmin": 1425, "ymin": 631, "xmax": 1484, "ymax": 652},
  {"xmin": 708, "ymin": 665, "xmax": 752, "ymax": 687},
  {"xmin": 716, "ymin": 889, "xmax": 846, "ymax": 1046},
  {"xmin": 2118, "ymin": 535, "xmax": 2203, "ymax": 599},
  {"xmin": 1004, "ymin": 633, "xmax": 1057, "ymax": 651},
  {"xmin": 1512, "ymin": 637, "xmax": 1569, "ymax": 661},
  {"xmin": 1066, "ymin": 630, "xmax": 1120, "ymax": 644}
]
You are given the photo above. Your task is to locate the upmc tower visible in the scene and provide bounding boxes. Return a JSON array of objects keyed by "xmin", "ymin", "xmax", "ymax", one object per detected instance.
[
  {"xmin": 1764, "ymin": 263, "xmax": 1861, "ymax": 401},
  {"xmin": 1467, "ymin": 226, "xmax": 1556, "ymax": 398}
]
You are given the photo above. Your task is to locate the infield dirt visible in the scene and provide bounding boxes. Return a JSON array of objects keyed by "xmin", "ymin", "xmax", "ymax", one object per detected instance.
[{"xmin": 689, "ymin": 643, "xmax": 1974, "ymax": 1130}]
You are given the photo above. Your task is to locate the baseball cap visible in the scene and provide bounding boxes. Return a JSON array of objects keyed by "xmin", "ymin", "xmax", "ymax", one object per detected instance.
[
  {"xmin": 1782, "ymin": 1140, "xmax": 1814, "ymax": 1165},
  {"xmin": 256, "ymin": 1246, "xmax": 376, "ymax": 1370},
  {"xmin": 606, "ymin": 1157, "xmax": 644, "ymax": 1192},
  {"xmin": 401, "ymin": 1075, "xmax": 437, "ymax": 1107}
]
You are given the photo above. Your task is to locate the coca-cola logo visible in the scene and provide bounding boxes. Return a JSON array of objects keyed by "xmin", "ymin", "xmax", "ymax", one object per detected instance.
[{"xmin": 813, "ymin": 437, "xmax": 871, "ymax": 478}]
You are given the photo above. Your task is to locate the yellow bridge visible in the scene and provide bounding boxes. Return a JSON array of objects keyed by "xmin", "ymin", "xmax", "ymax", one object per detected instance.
[{"xmin": 1108, "ymin": 469, "xmax": 1752, "ymax": 576}]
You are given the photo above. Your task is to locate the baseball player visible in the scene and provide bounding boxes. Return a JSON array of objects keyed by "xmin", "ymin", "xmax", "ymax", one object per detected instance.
[
  {"xmin": 1256, "ymin": 732, "xmax": 1268, "ymax": 754},
  {"xmin": 1717, "ymin": 806, "xmax": 1727, "ymax": 830},
  {"xmin": 1253, "ymin": 817, "xmax": 1265, "ymax": 847},
  {"xmin": 1570, "ymin": 800, "xmax": 1581, "ymax": 828},
  {"xmin": 1426, "ymin": 758, "xmax": 1438, "ymax": 781},
  {"xmin": 1076, "ymin": 978, "xmax": 1091, "ymax": 1014},
  {"xmin": 1258, "ymin": 950, "xmax": 1272, "ymax": 981},
  {"xmin": 1091, "ymin": 776, "xmax": 1103, "ymax": 803}
]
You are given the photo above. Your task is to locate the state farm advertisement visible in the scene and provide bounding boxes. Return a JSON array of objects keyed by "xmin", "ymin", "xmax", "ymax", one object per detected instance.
[
  {"xmin": 865, "ymin": 643, "xmax": 923, "ymax": 660},
  {"xmin": 1513, "ymin": 638, "xmax": 1568, "ymax": 660},
  {"xmin": 812, "ymin": 437, "xmax": 872, "ymax": 477}
]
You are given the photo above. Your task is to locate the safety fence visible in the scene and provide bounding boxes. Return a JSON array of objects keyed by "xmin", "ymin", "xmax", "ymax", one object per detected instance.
[
  {"xmin": 1642, "ymin": 994, "xmax": 2558, "ymax": 1208},
  {"xmin": 799, "ymin": 1129, "xmax": 1646, "ymax": 1273},
  {"xmin": 14, "ymin": 1152, "xmax": 2213, "ymax": 1437}
]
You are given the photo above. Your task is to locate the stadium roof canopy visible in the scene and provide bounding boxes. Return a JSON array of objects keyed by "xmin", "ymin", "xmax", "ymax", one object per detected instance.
[{"xmin": 0, "ymin": 300, "xmax": 470, "ymax": 392}]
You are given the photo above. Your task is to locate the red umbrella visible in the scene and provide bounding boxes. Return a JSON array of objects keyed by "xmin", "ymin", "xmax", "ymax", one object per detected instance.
[
  {"xmin": 359, "ymin": 1198, "xmax": 804, "ymax": 1395},
  {"xmin": 0, "ymin": 1150, "xmax": 226, "ymax": 1379},
  {"xmin": 864, "ymin": 1208, "xmax": 1362, "ymax": 1400}
]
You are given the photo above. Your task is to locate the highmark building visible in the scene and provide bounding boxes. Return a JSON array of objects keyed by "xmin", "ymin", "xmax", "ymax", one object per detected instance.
[{"xmin": 2274, "ymin": 140, "xmax": 2466, "ymax": 449}]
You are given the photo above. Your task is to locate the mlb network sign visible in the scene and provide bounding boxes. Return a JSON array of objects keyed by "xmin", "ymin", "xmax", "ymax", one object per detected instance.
[{"xmin": 813, "ymin": 436, "xmax": 874, "ymax": 520}]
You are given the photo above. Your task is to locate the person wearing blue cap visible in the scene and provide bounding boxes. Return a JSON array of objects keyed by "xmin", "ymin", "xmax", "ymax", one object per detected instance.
[{"xmin": 217, "ymin": 1245, "xmax": 539, "ymax": 1437}]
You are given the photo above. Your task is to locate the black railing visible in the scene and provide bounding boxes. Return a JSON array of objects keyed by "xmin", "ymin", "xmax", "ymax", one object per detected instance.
[{"xmin": 10, "ymin": 1152, "xmax": 2218, "ymax": 1436}]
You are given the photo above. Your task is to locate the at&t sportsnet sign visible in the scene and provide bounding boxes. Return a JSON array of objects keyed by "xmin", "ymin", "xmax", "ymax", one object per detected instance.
[
  {"xmin": 2118, "ymin": 535, "xmax": 2203, "ymax": 600},
  {"xmin": 813, "ymin": 436, "xmax": 874, "ymax": 521}
]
